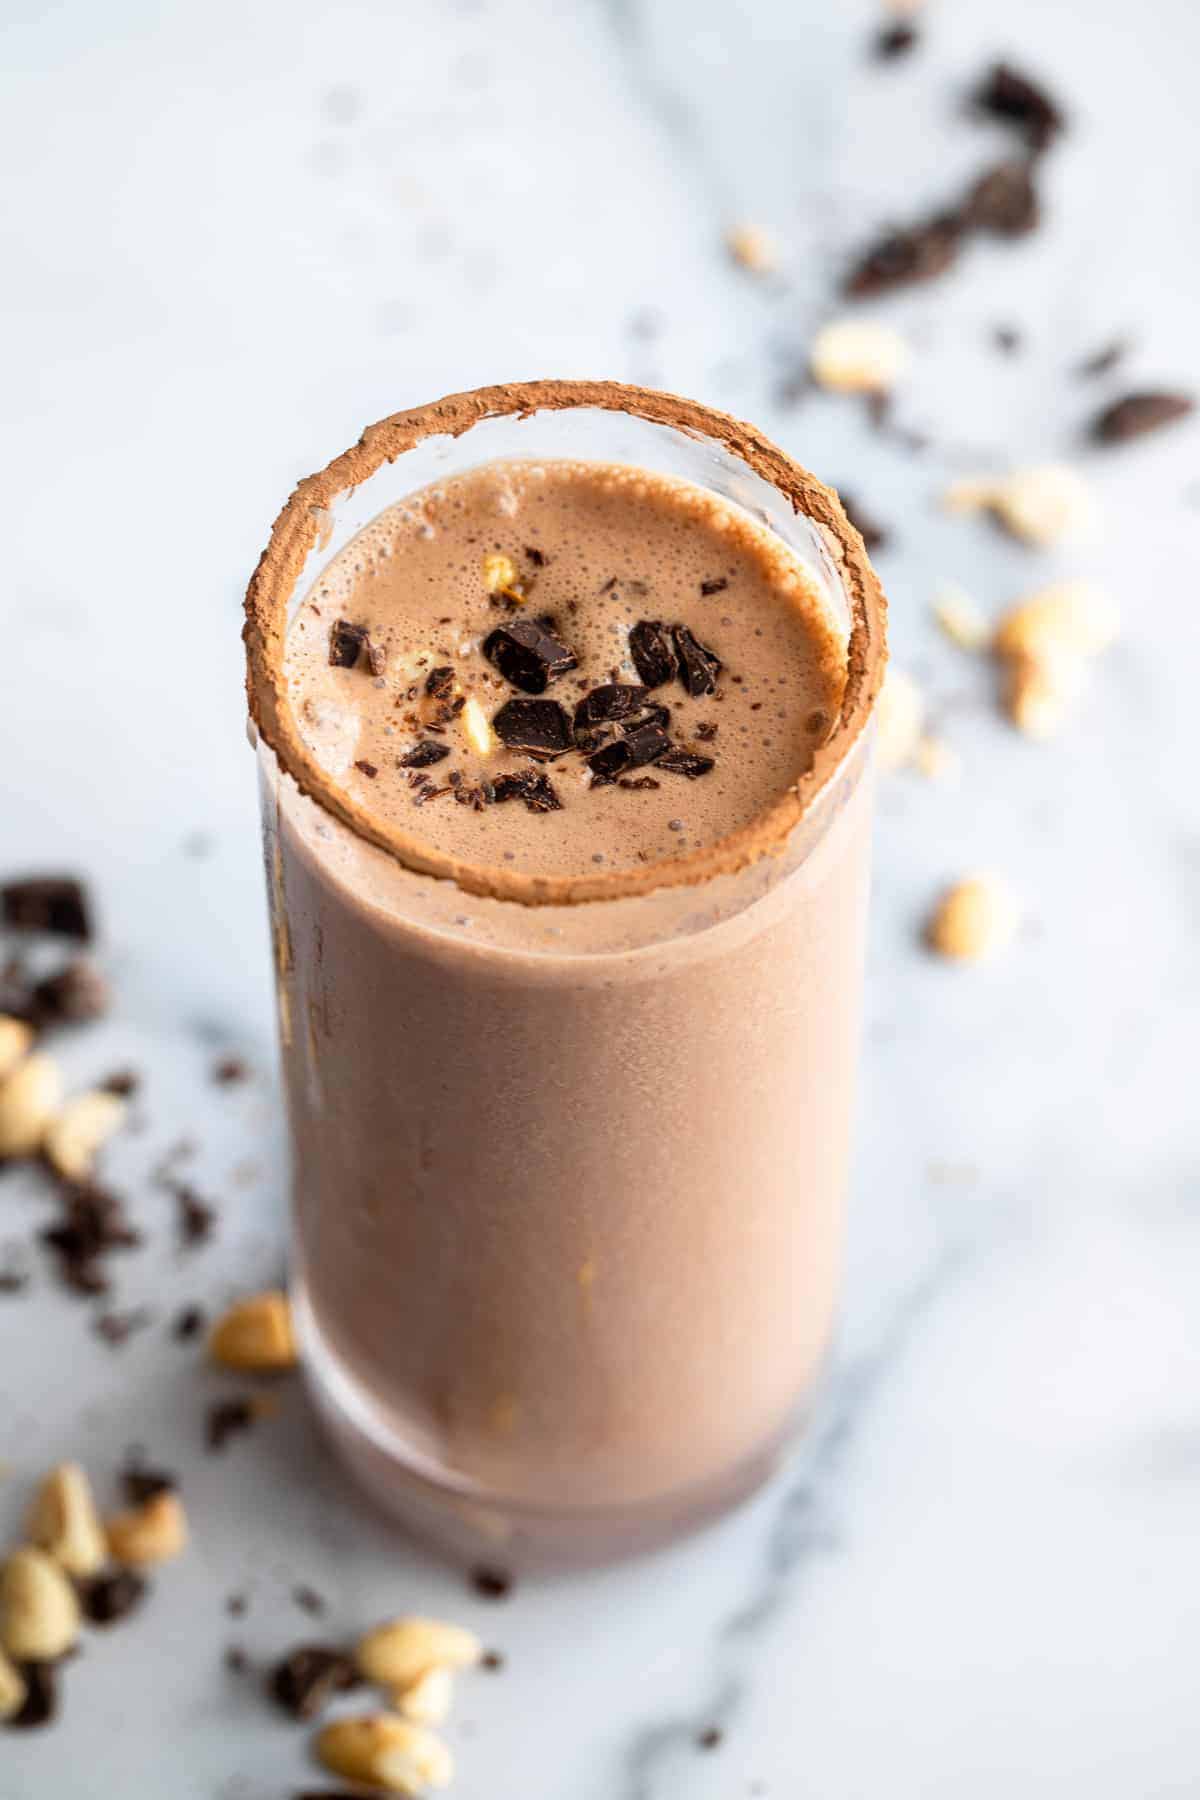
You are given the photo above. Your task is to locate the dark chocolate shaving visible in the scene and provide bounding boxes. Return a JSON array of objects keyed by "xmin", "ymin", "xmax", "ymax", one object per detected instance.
[
  {"xmin": 425, "ymin": 666, "xmax": 455, "ymax": 699},
  {"xmin": 628, "ymin": 620, "xmax": 677, "ymax": 690},
  {"xmin": 353, "ymin": 760, "xmax": 378, "ymax": 779},
  {"xmin": 491, "ymin": 698, "xmax": 574, "ymax": 759},
  {"xmin": 843, "ymin": 212, "xmax": 962, "ymax": 298},
  {"xmin": 399, "ymin": 740, "xmax": 451, "ymax": 768},
  {"xmin": 699, "ymin": 576, "xmax": 728, "ymax": 596},
  {"xmin": 573, "ymin": 684, "xmax": 650, "ymax": 735},
  {"xmin": 962, "ymin": 160, "xmax": 1039, "ymax": 236},
  {"xmin": 2, "ymin": 877, "xmax": 92, "ymax": 941},
  {"xmin": 328, "ymin": 621, "xmax": 370, "ymax": 669},
  {"xmin": 588, "ymin": 723, "xmax": 670, "ymax": 784},
  {"xmin": 80, "ymin": 1570, "xmax": 147, "ymax": 1626},
  {"xmin": 524, "ymin": 545, "xmax": 547, "ymax": 566},
  {"xmin": 1090, "ymin": 391, "xmax": 1194, "ymax": 444},
  {"xmin": 483, "ymin": 618, "xmax": 577, "ymax": 694},
  {"xmin": 973, "ymin": 62, "xmax": 1065, "ymax": 153},
  {"xmin": 672, "ymin": 625, "xmax": 723, "ymax": 697},
  {"xmin": 656, "ymin": 748, "xmax": 715, "ymax": 779},
  {"xmin": 491, "ymin": 771, "xmax": 562, "ymax": 813},
  {"xmin": 269, "ymin": 1645, "xmax": 360, "ymax": 1720}
]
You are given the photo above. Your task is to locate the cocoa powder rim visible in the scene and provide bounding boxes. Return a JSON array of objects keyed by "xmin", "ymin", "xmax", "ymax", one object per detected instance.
[{"xmin": 243, "ymin": 380, "xmax": 887, "ymax": 907}]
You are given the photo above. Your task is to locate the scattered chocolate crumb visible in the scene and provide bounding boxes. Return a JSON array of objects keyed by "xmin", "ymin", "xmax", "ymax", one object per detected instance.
[
  {"xmin": 226, "ymin": 1592, "xmax": 248, "ymax": 1618},
  {"xmin": 491, "ymin": 698, "xmax": 574, "ymax": 759},
  {"xmin": 172, "ymin": 1303, "xmax": 205, "ymax": 1342},
  {"xmin": 695, "ymin": 720, "xmax": 719, "ymax": 742},
  {"xmin": 9, "ymin": 1660, "xmax": 57, "ymax": 1730},
  {"xmin": 353, "ymin": 760, "xmax": 379, "ymax": 779},
  {"xmin": 617, "ymin": 776, "xmax": 661, "ymax": 791},
  {"xmin": 992, "ymin": 324, "xmax": 1023, "ymax": 355},
  {"xmin": 973, "ymin": 61, "xmax": 1065, "ymax": 153},
  {"xmin": 224, "ymin": 1646, "xmax": 250, "ymax": 1675},
  {"xmin": 524, "ymin": 545, "xmax": 547, "ymax": 566},
  {"xmin": 962, "ymin": 159, "xmax": 1039, "ymax": 237},
  {"xmin": 2, "ymin": 876, "xmax": 92, "ymax": 942},
  {"xmin": 673, "ymin": 626, "xmax": 722, "ymax": 698},
  {"xmin": 470, "ymin": 1565, "xmax": 513, "ymax": 1601},
  {"xmin": 844, "ymin": 213, "xmax": 961, "ymax": 298},
  {"xmin": 399, "ymin": 740, "xmax": 451, "ymax": 769},
  {"xmin": 838, "ymin": 492, "xmax": 890, "ymax": 553},
  {"xmin": 699, "ymin": 576, "xmax": 729, "ymax": 596},
  {"xmin": 292, "ymin": 1584, "xmax": 326, "ymax": 1617},
  {"xmin": 79, "ymin": 1569, "xmax": 147, "ymax": 1627},
  {"xmin": 481, "ymin": 1650, "xmax": 505, "ymax": 1672},
  {"xmin": 93, "ymin": 1306, "xmax": 153, "ymax": 1348},
  {"xmin": 328, "ymin": 621, "xmax": 370, "ymax": 669},
  {"xmin": 491, "ymin": 770, "xmax": 562, "ymax": 814},
  {"xmin": 31, "ymin": 959, "xmax": 110, "ymax": 1025},
  {"xmin": 40, "ymin": 1182, "xmax": 140, "ymax": 1296},
  {"xmin": 212, "ymin": 1055, "xmax": 248, "ymax": 1085},
  {"xmin": 269, "ymin": 1645, "xmax": 360, "ymax": 1720},
  {"xmin": 657, "ymin": 748, "xmax": 715, "ymax": 779},
  {"xmin": 697, "ymin": 1726, "xmax": 724, "ymax": 1751},
  {"xmin": 1090, "ymin": 391, "xmax": 1194, "ymax": 444},
  {"xmin": 873, "ymin": 21, "xmax": 917, "ymax": 59},
  {"xmin": 483, "ymin": 618, "xmax": 578, "ymax": 694},
  {"xmin": 100, "ymin": 1069, "xmax": 140, "ymax": 1098},
  {"xmin": 0, "ymin": 1266, "xmax": 29, "ymax": 1295},
  {"xmin": 628, "ymin": 620, "xmax": 677, "ymax": 690},
  {"xmin": 1075, "ymin": 339, "xmax": 1128, "ymax": 379},
  {"xmin": 207, "ymin": 1397, "xmax": 256, "ymax": 1452},
  {"xmin": 173, "ymin": 1183, "xmax": 217, "ymax": 1248}
]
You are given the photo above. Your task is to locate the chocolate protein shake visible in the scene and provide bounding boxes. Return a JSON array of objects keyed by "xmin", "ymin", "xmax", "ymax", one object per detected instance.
[{"xmin": 245, "ymin": 383, "xmax": 886, "ymax": 1563}]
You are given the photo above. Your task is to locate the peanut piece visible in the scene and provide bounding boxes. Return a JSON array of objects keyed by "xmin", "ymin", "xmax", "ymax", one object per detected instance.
[
  {"xmin": 926, "ymin": 876, "xmax": 1020, "ymax": 962},
  {"xmin": 932, "ymin": 584, "xmax": 990, "ymax": 652},
  {"xmin": 810, "ymin": 319, "xmax": 910, "ymax": 394},
  {"xmin": 357, "ymin": 1616, "xmax": 482, "ymax": 1693},
  {"xmin": 43, "ymin": 1090, "xmax": 127, "ymax": 1182},
  {"xmin": 875, "ymin": 668, "xmax": 924, "ymax": 772},
  {"xmin": 27, "ymin": 1461, "xmax": 107, "ymax": 1577},
  {"xmin": 482, "ymin": 552, "xmax": 518, "ymax": 595},
  {"xmin": 0, "ymin": 1015, "xmax": 34, "ymax": 1084},
  {"xmin": 105, "ymin": 1489, "xmax": 188, "ymax": 1566},
  {"xmin": 725, "ymin": 223, "xmax": 779, "ymax": 273},
  {"xmin": 1002, "ymin": 651, "xmax": 1086, "ymax": 739},
  {"xmin": 396, "ymin": 1665, "xmax": 454, "ymax": 1726},
  {"xmin": 0, "ymin": 1548, "xmax": 80, "ymax": 1661},
  {"xmin": 943, "ymin": 465, "xmax": 1093, "ymax": 546},
  {"xmin": 0, "ymin": 1051, "xmax": 62, "ymax": 1159},
  {"xmin": 316, "ymin": 1713, "xmax": 454, "ymax": 1795},
  {"xmin": 992, "ymin": 580, "xmax": 1119, "ymax": 662},
  {"xmin": 208, "ymin": 1290, "xmax": 297, "ymax": 1372},
  {"xmin": 0, "ymin": 1647, "xmax": 27, "ymax": 1721}
]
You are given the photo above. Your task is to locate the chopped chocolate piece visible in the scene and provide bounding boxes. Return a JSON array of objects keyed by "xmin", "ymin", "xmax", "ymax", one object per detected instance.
[
  {"xmin": 174, "ymin": 1183, "xmax": 216, "ymax": 1248},
  {"xmin": 873, "ymin": 21, "xmax": 918, "ymax": 58},
  {"xmin": 588, "ymin": 723, "xmax": 670, "ymax": 784},
  {"xmin": 628, "ymin": 620, "xmax": 677, "ymax": 689},
  {"xmin": 328, "ymin": 620, "xmax": 369, "ymax": 668},
  {"xmin": 100, "ymin": 1068, "xmax": 140, "ymax": 1097},
  {"xmin": 399, "ymin": 740, "xmax": 451, "ymax": 769},
  {"xmin": 425, "ymin": 665, "xmax": 455, "ymax": 699},
  {"xmin": 353, "ymin": 759, "xmax": 378, "ymax": 779},
  {"xmin": 657, "ymin": 748, "xmax": 715, "ymax": 779},
  {"xmin": 470, "ymin": 1564, "xmax": 513, "ymax": 1600},
  {"xmin": 962, "ymin": 159, "xmax": 1039, "ymax": 236},
  {"xmin": 94, "ymin": 1306, "xmax": 153, "ymax": 1347},
  {"xmin": 41, "ymin": 1182, "xmax": 140, "ymax": 1296},
  {"xmin": 491, "ymin": 771, "xmax": 563, "ymax": 814},
  {"xmin": 697, "ymin": 1726, "xmax": 724, "ymax": 1751},
  {"xmin": 672, "ymin": 625, "xmax": 723, "ymax": 698},
  {"xmin": 699, "ymin": 576, "xmax": 728, "ymax": 596},
  {"xmin": 212, "ymin": 1055, "xmax": 248, "ymax": 1085},
  {"xmin": 844, "ymin": 213, "xmax": 962, "ymax": 298},
  {"xmin": 695, "ymin": 720, "xmax": 718, "ymax": 742},
  {"xmin": 838, "ymin": 492, "xmax": 890, "ymax": 553},
  {"xmin": 9, "ymin": 1660, "xmax": 57, "ymax": 1729},
  {"xmin": 483, "ymin": 618, "xmax": 577, "ymax": 694},
  {"xmin": 207, "ymin": 1396, "xmax": 256, "ymax": 1452},
  {"xmin": 573, "ymin": 684, "xmax": 650, "ymax": 736},
  {"xmin": 1075, "ymin": 339, "xmax": 1128, "ymax": 379},
  {"xmin": 31, "ymin": 959, "xmax": 110, "ymax": 1025},
  {"xmin": 172, "ymin": 1303, "xmax": 206, "ymax": 1341},
  {"xmin": 79, "ymin": 1569, "xmax": 147, "ymax": 1626},
  {"xmin": 992, "ymin": 324, "xmax": 1023, "ymax": 355},
  {"xmin": 481, "ymin": 1650, "xmax": 506, "ymax": 1671},
  {"xmin": 121, "ymin": 1461, "xmax": 177, "ymax": 1505},
  {"xmin": 293, "ymin": 1584, "xmax": 326, "ymax": 1617},
  {"xmin": 269, "ymin": 1645, "xmax": 360, "ymax": 1720},
  {"xmin": 491, "ymin": 698, "xmax": 574, "ymax": 759},
  {"xmin": 2, "ymin": 876, "xmax": 92, "ymax": 941},
  {"xmin": 524, "ymin": 544, "xmax": 547, "ymax": 566},
  {"xmin": 973, "ymin": 62, "xmax": 1065, "ymax": 153},
  {"xmin": 617, "ymin": 776, "xmax": 661, "ymax": 791},
  {"xmin": 1091, "ymin": 391, "xmax": 1194, "ymax": 444}
]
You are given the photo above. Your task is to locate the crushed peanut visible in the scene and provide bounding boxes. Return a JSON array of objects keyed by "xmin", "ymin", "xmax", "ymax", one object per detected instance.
[
  {"xmin": 725, "ymin": 223, "xmax": 779, "ymax": 274},
  {"xmin": 0, "ymin": 1547, "xmax": 81, "ymax": 1662},
  {"xmin": 926, "ymin": 876, "xmax": 1020, "ymax": 962},
  {"xmin": 208, "ymin": 1290, "xmax": 297, "ymax": 1372},
  {"xmin": 1001, "ymin": 650, "xmax": 1085, "ymax": 738},
  {"xmin": 810, "ymin": 318, "xmax": 910, "ymax": 394},
  {"xmin": 943, "ymin": 465, "xmax": 1093, "ymax": 547},
  {"xmin": 0, "ymin": 1015, "xmax": 34, "ymax": 1084},
  {"xmin": 0, "ymin": 1646, "xmax": 26, "ymax": 1721},
  {"xmin": 932, "ymin": 583, "xmax": 990, "ymax": 652},
  {"xmin": 875, "ymin": 668, "xmax": 924, "ymax": 771},
  {"xmin": 992, "ymin": 580, "xmax": 1119, "ymax": 663},
  {"xmin": 460, "ymin": 694, "xmax": 495, "ymax": 757},
  {"xmin": 0, "ymin": 1050, "xmax": 63, "ymax": 1160},
  {"xmin": 27, "ymin": 1462, "xmax": 107, "ymax": 1578},
  {"xmin": 357, "ymin": 1616, "xmax": 482, "ymax": 1694},
  {"xmin": 105, "ymin": 1488, "xmax": 189, "ymax": 1566},
  {"xmin": 482, "ymin": 552, "xmax": 518, "ymax": 595},
  {"xmin": 396, "ymin": 1664, "xmax": 455, "ymax": 1726},
  {"xmin": 316, "ymin": 1713, "xmax": 454, "ymax": 1795},
  {"xmin": 43, "ymin": 1090, "xmax": 127, "ymax": 1183}
]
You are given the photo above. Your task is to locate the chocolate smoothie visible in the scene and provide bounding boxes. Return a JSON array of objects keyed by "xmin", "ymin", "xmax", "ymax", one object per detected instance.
[{"xmin": 247, "ymin": 385, "xmax": 885, "ymax": 1561}]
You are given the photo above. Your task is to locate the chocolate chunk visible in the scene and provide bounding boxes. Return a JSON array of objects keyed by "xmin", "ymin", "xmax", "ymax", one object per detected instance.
[
  {"xmin": 1075, "ymin": 339, "xmax": 1127, "ymax": 379},
  {"xmin": 838, "ymin": 492, "xmax": 890, "ymax": 552},
  {"xmin": 491, "ymin": 771, "xmax": 563, "ymax": 814},
  {"xmin": 212, "ymin": 1055, "xmax": 248, "ymax": 1085},
  {"xmin": 425, "ymin": 665, "xmax": 455, "ymax": 699},
  {"xmin": 1091, "ymin": 391, "xmax": 1194, "ymax": 444},
  {"xmin": 628, "ymin": 620, "xmax": 677, "ymax": 689},
  {"xmin": 573, "ymin": 684, "xmax": 650, "ymax": 735},
  {"xmin": 672, "ymin": 626, "xmax": 723, "ymax": 697},
  {"xmin": 491, "ymin": 698, "xmax": 574, "ymax": 759},
  {"xmin": 293, "ymin": 1584, "xmax": 326, "ymax": 1617},
  {"xmin": 353, "ymin": 759, "xmax": 378, "ymax": 779},
  {"xmin": 207, "ymin": 1396, "xmax": 256, "ymax": 1452},
  {"xmin": 470, "ymin": 1564, "xmax": 513, "ymax": 1600},
  {"xmin": 973, "ymin": 62, "xmax": 1065, "ymax": 153},
  {"xmin": 657, "ymin": 748, "xmax": 715, "ymax": 779},
  {"xmin": 328, "ymin": 620, "xmax": 369, "ymax": 668},
  {"xmin": 94, "ymin": 1307, "xmax": 153, "ymax": 1347},
  {"xmin": 31, "ymin": 959, "xmax": 110, "ymax": 1025},
  {"xmin": 962, "ymin": 159, "xmax": 1039, "ymax": 236},
  {"xmin": 2, "ymin": 876, "xmax": 92, "ymax": 941},
  {"xmin": 699, "ymin": 576, "xmax": 729, "ymax": 596},
  {"xmin": 399, "ymin": 740, "xmax": 451, "ymax": 768},
  {"xmin": 80, "ymin": 1570, "xmax": 147, "ymax": 1626},
  {"xmin": 172, "ymin": 1303, "xmax": 206, "ymax": 1341},
  {"xmin": 269, "ymin": 1645, "xmax": 360, "ymax": 1720},
  {"xmin": 483, "ymin": 618, "xmax": 577, "ymax": 693},
  {"xmin": 9, "ymin": 1660, "xmax": 57, "ymax": 1729},
  {"xmin": 844, "ymin": 213, "xmax": 961, "ymax": 298},
  {"xmin": 588, "ymin": 723, "xmax": 670, "ymax": 783}
]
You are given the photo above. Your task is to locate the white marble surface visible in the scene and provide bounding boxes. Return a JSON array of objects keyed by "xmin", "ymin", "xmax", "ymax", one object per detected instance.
[{"xmin": 2, "ymin": 0, "xmax": 1199, "ymax": 1794}]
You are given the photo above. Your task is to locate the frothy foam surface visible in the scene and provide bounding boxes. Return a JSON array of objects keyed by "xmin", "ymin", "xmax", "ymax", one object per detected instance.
[{"xmin": 284, "ymin": 459, "xmax": 848, "ymax": 881}]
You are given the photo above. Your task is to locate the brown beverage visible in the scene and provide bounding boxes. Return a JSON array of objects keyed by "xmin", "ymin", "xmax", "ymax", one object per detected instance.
[{"xmin": 245, "ymin": 383, "xmax": 886, "ymax": 1564}]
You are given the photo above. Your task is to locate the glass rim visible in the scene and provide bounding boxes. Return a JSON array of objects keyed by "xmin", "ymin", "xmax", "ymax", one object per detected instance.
[{"xmin": 243, "ymin": 379, "xmax": 888, "ymax": 908}]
